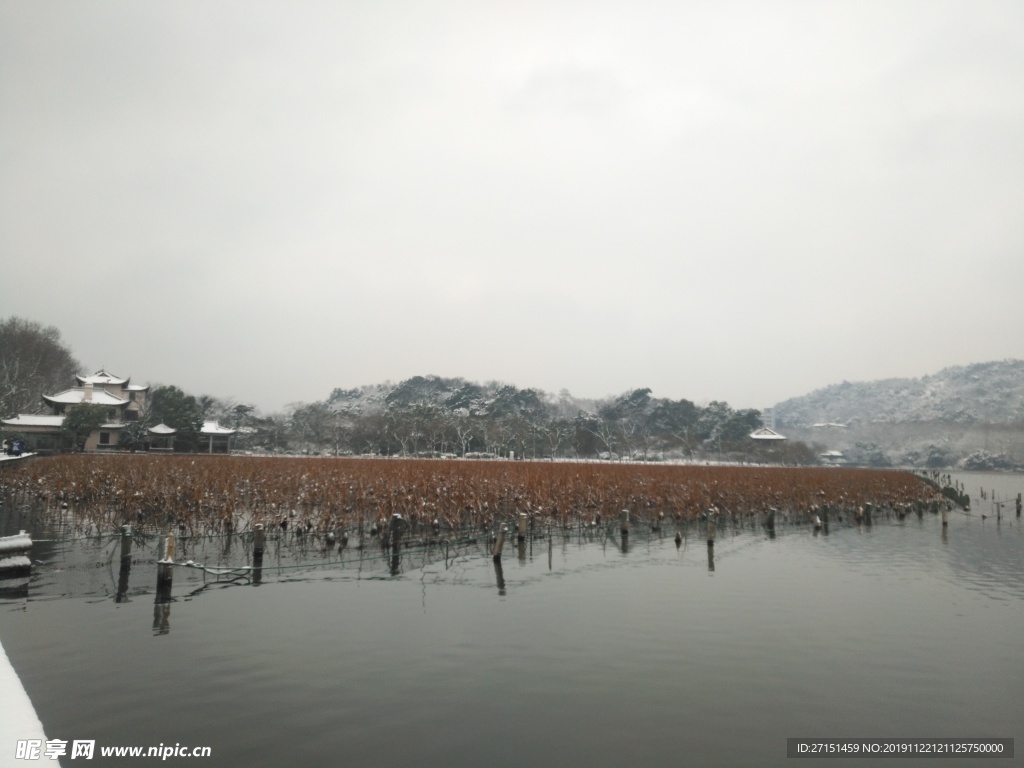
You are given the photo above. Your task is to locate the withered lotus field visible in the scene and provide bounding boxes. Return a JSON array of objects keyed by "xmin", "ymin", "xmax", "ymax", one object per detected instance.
[{"xmin": 1, "ymin": 455, "xmax": 941, "ymax": 539}]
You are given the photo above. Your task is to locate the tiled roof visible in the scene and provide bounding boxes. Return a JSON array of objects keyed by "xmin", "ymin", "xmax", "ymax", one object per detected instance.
[
  {"xmin": 201, "ymin": 421, "xmax": 237, "ymax": 435},
  {"xmin": 148, "ymin": 423, "xmax": 177, "ymax": 435},
  {"xmin": 43, "ymin": 389, "xmax": 128, "ymax": 406},
  {"xmin": 77, "ymin": 368, "xmax": 128, "ymax": 385},
  {"xmin": 750, "ymin": 427, "xmax": 787, "ymax": 440},
  {"xmin": 1, "ymin": 415, "xmax": 65, "ymax": 428}
]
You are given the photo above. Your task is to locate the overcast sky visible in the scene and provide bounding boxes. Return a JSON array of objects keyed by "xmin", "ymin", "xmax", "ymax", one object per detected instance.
[{"xmin": 2, "ymin": 1, "xmax": 1022, "ymax": 413}]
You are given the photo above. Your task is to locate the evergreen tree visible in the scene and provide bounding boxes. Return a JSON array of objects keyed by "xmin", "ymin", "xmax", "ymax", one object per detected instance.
[{"xmin": 148, "ymin": 385, "xmax": 203, "ymax": 451}]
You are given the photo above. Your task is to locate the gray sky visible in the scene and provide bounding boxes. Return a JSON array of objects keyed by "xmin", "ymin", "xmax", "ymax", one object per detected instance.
[{"xmin": 2, "ymin": 1, "xmax": 1022, "ymax": 414}]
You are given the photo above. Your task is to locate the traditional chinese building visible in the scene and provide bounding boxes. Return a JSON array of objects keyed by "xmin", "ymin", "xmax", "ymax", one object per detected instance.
[
  {"xmin": 2, "ymin": 369, "xmax": 148, "ymax": 451},
  {"xmin": 201, "ymin": 421, "xmax": 237, "ymax": 454},
  {"xmin": 749, "ymin": 426, "xmax": 787, "ymax": 442},
  {"xmin": 2, "ymin": 370, "xmax": 240, "ymax": 454}
]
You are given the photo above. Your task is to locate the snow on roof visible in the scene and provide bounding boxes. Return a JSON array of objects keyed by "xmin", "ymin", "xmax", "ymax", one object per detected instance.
[
  {"xmin": 750, "ymin": 427, "xmax": 787, "ymax": 440},
  {"xmin": 76, "ymin": 368, "xmax": 129, "ymax": 386},
  {"xmin": 202, "ymin": 421, "xmax": 237, "ymax": 435},
  {"xmin": 43, "ymin": 389, "xmax": 128, "ymax": 406},
  {"xmin": 148, "ymin": 423, "xmax": 177, "ymax": 435},
  {"xmin": 1, "ymin": 414, "xmax": 65, "ymax": 428}
]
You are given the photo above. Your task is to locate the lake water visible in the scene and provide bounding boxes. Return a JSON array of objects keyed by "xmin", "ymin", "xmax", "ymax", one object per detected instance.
[{"xmin": 1, "ymin": 470, "xmax": 1022, "ymax": 767}]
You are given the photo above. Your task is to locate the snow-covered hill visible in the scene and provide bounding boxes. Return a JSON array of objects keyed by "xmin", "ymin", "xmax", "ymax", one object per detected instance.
[{"xmin": 774, "ymin": 360, "xmax": 1024, "ymax": 428}]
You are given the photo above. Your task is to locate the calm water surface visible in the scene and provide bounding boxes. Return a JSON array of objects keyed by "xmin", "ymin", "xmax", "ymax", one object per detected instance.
[{"xmin": 1, "ymin": 470, "xmax": 1022, "ymax": 767}]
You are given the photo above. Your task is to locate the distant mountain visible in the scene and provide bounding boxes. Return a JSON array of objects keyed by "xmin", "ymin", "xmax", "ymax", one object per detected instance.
[{"xmin": 773, "ymin": 360, "xmax": 1024, "ymax": 428}]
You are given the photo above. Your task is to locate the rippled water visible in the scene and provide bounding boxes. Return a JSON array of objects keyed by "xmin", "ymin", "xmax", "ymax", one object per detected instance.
[{"xmin": 1, "ymin": 471, "xmax": 1022, "ymax": 767}]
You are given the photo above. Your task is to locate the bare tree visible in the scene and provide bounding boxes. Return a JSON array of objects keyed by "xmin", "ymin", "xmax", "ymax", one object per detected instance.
[{"xmin": 0, "ymin": 317, "xmax": 81, "ymax": 418}]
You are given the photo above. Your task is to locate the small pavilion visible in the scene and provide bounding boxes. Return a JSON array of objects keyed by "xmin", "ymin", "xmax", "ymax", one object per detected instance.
[
  {"xmin": 147, "ymin": 423, "xmax": 177, "ymax": 452},
  {"xmin": 201, "ymin": 422, "xmax": 237, "ymax": 454},
  {"xmin": 749, "ymin": 427, "xmax": 787, "ymax": 442}
]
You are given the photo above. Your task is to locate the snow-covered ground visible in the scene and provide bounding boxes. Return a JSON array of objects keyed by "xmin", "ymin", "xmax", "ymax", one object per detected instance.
[
  {"xmin": 0, "ymin": 452, "xmax": 36, "ymax": 464},
  {"xmin": 0, "ymin": 637, "xmax": 50, "ymax": 758}
]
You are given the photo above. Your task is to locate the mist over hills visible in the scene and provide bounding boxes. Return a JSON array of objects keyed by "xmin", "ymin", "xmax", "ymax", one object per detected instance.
[
  {"xmin": 773, "ymin": 360, "xmax": 1024, "ymax": 427},
  {"xmin": 772, "ymin": 360, "xmax": 1024, "ymax": 469}
]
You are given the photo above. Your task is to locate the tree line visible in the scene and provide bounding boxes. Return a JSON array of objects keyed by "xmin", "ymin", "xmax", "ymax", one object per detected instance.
[
  {"xmin": 273, "ymin": 376, "xmax": 812, "ymax": 462},
  {"xmin": 1, "ymin": 316, "xmax": 814, "ymax": 462}
]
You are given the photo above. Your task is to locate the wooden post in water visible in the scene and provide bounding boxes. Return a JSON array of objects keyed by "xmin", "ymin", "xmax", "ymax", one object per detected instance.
[
  {"xmin": 1016, "ymin": 493, "xmax": 1021, "ymax": 518},
  {"xmin": 391, "ymin": 513, "xmax": 405, "ymax": 552},
  {"xmin": 390, "ymin": 514, "xmax": 406, "ymax": 575},
  {"xmin": 156, "ymin": 529, "xmax": 174, "ymax": 603},
  {"xmin": 518, "ymin": 512, "xmax": 527, "ymax": 543},
  {"xmin": 492, "ymin": 525, "xmax": 506, "ymax": 561},
  {"xmin": 119, "ymin": 525, "xmax": 132, "ymax": 564},
  {"xmin": 619, "ymin": 509, "xmax": 629, "ymax": 536},
  {"xmin": 706, "ymin": 510, "xmax": 716, "ymax": 548},
  {"xmin": 252, "ymin": 523, "xmax": 265, "ymax": 584},
  {"xmin": 766, "ymin": 508, "xmax": 776, "ymax": 534},
  {"xmin": 116, "ymin": 525, "xmax": 132, "ymax": 603},
  {"xmin": 941, "ymin": 509, "xmax": 948, "ymax": 528}
]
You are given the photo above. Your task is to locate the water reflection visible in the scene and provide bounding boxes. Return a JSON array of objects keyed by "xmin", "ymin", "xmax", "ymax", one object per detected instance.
[
  {"xmin": 153, "ymin": 561, "xmax": 174, "ymax": 634},
  {"xmin": 115, "ymin": 525, "xmax": 132, "ymax": 603},
  {"xmin": 2, "ymin": 485, "xmax": 1023, "ymax": 768},
  {"xmin": 492, "ymin": 558, "xmax": 505, "ymax": 596},
  {"xmin": 115, "ymin": 560, "xmax": 131, "ymax": 604},
  {"xmin": 0, "ymin": 578, "xmax": 28, "ymax": 600},
  {"xmin": 5, "ymin": 488, "xmax": 1023, "ymax": 611},
  {"xmin": 152, "ymin": 601, "xmax": 170, "ymax": 635}
]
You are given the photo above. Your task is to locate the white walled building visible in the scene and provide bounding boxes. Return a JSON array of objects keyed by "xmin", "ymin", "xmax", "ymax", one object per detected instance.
[{"xmin": 2, "ymin": 369, "xmax": 148, "ymax": 451}]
